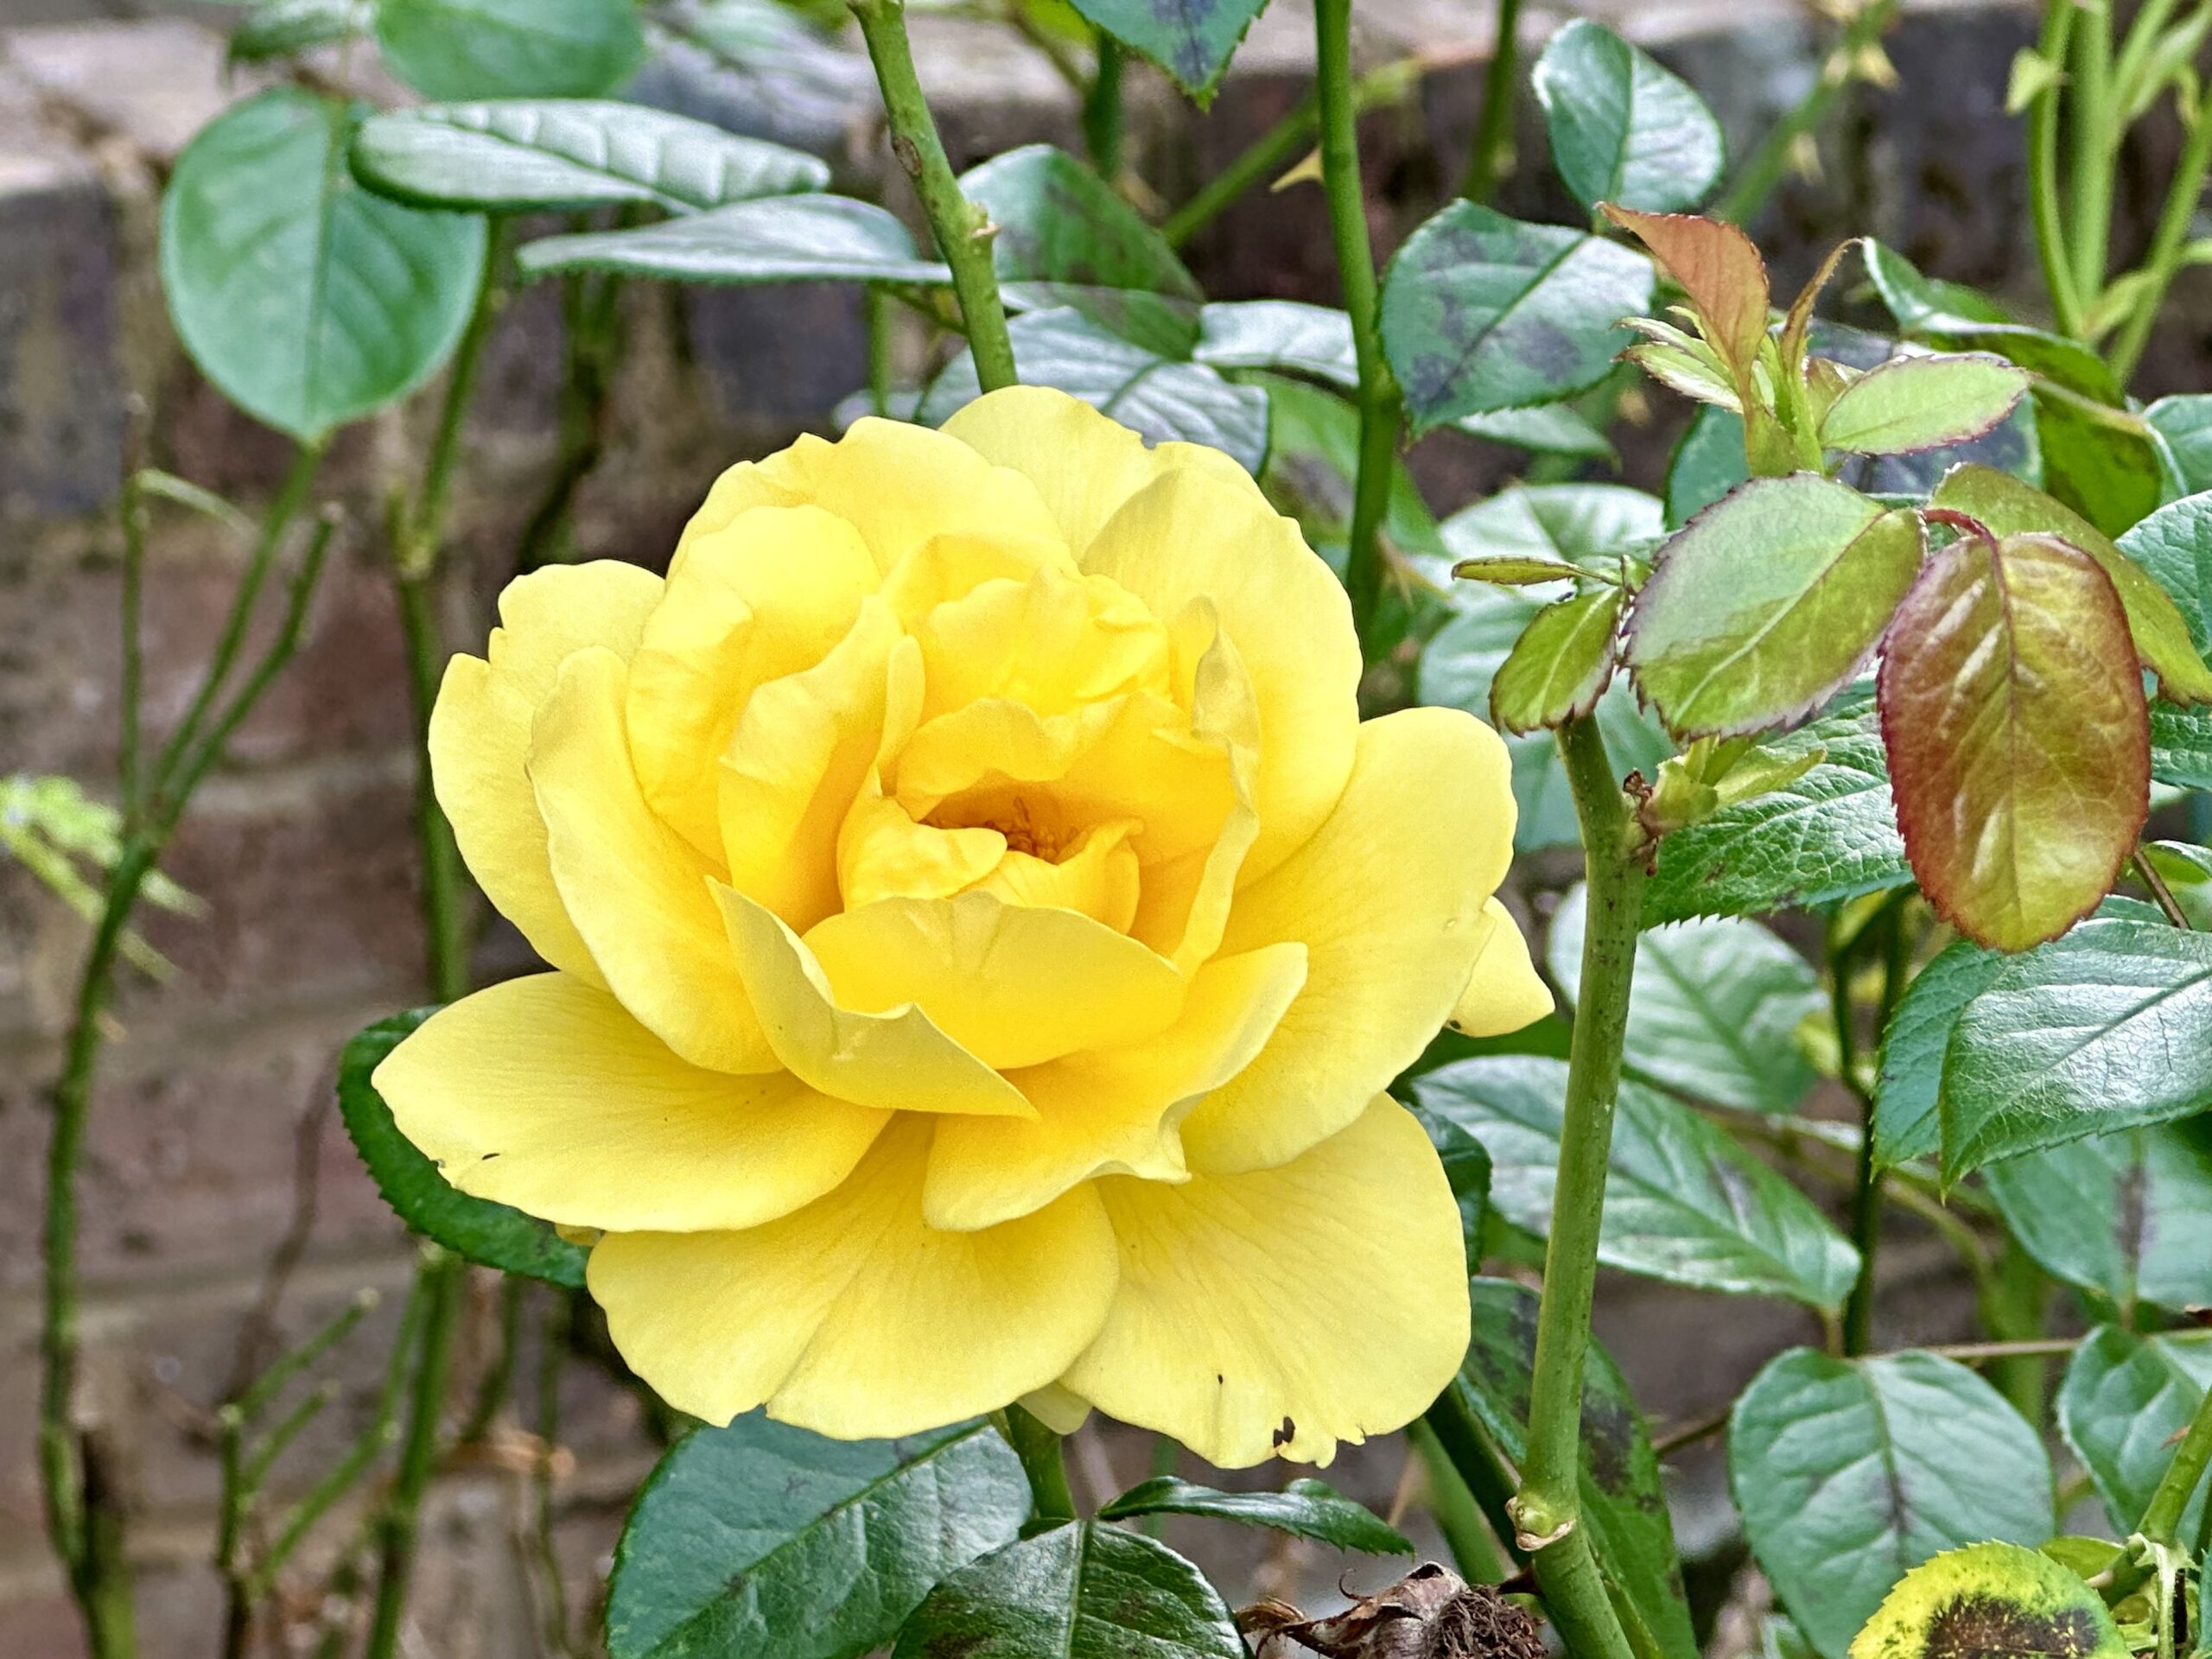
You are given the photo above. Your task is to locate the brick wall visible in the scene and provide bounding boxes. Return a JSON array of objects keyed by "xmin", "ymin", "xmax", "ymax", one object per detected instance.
[{"xmin": 0, "ymin": 2, "xmax": 2100, "ymax": 1652}]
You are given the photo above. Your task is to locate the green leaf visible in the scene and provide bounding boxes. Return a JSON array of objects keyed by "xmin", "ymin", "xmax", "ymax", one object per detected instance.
[
  {"xmin": 1452, "ymin": 1278, "xmax": 1699, "ymax": 1659},
  {"xmin": 1879, "ymin": 528, "xmax": 2151, "ymax": 952},
  {"xmin": 1860, "ymin": 239, "xmax": 2012, "ymax": 330},
  {"xmin": 338, "ymin": 1012, "xmax": 586, "ymax": 1286},
  {"xmin": 1193, "ymin": 299, "xmax": 1358, "ymax": 387},
  {"xmin": 1665, "ymin": 404, "xmax": 1751, "ymax": 525},
  {"xmin": 1531, "ymin": 19, "xmax": 1726, "ymax": 215},
  {"xmin": 889, "ymin": 1523, "xmax": 1244, "ymax": 1659},
  {"xmin": 1380, "ymin": 201, "xmax": 1654, "ymax": 433},
  {"xmin": 1986, "ymin": 1122, "xmax": 2212, "ymax": 1315},
  {"xmin": 919, "ymin": 308, "xmax": 1268, "ymax": 475},
  {"xmin": 1644, "ymin": 699, "xmax": 1910, "ymax": 925},
  {"xmin": 1939, "ymin": 918, "xmax": 2212, "ymax": 1177},
  {"xmin": 2146, "ymin": 395, "xmax": 2212, "ymax": 495},
  {"xmin": 1440, "ymin": 480, "xmax": 1666, "ymax": 570},
  {"xmin": 229, "ymin": 0, "xmax": 369, "ymax": 63},
  {"xmin": 1413, "ymin": 1103, "xmax": 1492, "ymax": 1271},
  {"xmin": 1096, "ymin": 1478, "xmax": 1412, "ymax": 1554},
  {"xmin": 963, "ymin": 144, "xmax": 1199, "ymax": 300},
  {"xmin": 1258, "ymin": 374, "xmax": 1445, "ymax": 565},
  {"xmin": 2153, "ymin": 702, "xmax": 2212, "ymax": 789},
  {"xmin": 352, "ymin": 100, "xmax": 829, "ymax": 213},
  {"xmin": 2033, "ymin": 389, "xmax": 2166, "ymax": 541},
  {"xmin": 1628, "ymin": 477, "xmax": 1923, "ymax": 739},
  {"xmin": 1060, "ymin": 0, "xmax": 1265, "ymax": 99},
  {"xmin": 2119, "ymin": 491, "xmax": 2212, "ymax": 653},
  {"xmin": 1847, "ymin": 1541, "xmax": 2125, "ymax": 1659},
  {"xmin": 1871, "ymin": 937, "xmax": 2005, "ymax": 1167},
  {"xmin": 376, "ymin": 0, "xmax": 646, "ymax": 99},
  {"xmin": 1817, "ymin": 353, "xmax": 2031, "ymax": 455},
  {"xmin": 1459, "ymin": 401, "xmax": 1618, "ymax": 458},
  {"xmin": 1865, "ymin": 241, "xmax": 2120, "ymax": 403},
  {"xmin": 1416, "ymin": 1056, "xmax": 1859, "ymax": 1306},
  {"xmin": 518, "ymin": 194, "xmax": 952, "ymax": 285},
  {"xmin": 1491, "ymin": 588, "xmax": 1622, "ymax": 734},
  {"xmin": 1552, "ymin": 884, "xmax": 1824, "ymax": 1111},
  {"xmin": 161, "ymin": 88, "xmax": 489, "ymax": 443},
  {"xmin": 1729, "ymin": 1348, "xmax": 2055, "ymax": 1659},
  {"xmin": 2056, "ymin": 1327, "xmax": 2212, "ymax": 1541},
  {"xmin": 605, "ymin": 1415, "xmax": 1028, "ymax": 1659}
]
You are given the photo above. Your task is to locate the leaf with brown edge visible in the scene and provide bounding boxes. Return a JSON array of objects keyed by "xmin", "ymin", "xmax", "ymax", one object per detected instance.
[
  {"xmin": 1779, "ymin": 237, "xmax": 1859, "ymax": 379},
  {"xmin": 1878, "ymin": 529, "xmax": 2150, "ymax": 952},
  {"xmin": 1491, "ymin": 588, "xmax": 1622, "ymax": 734},
  {"xmin": 1818, "ymin": 353, "xmax": 2032, "ymax": 455},
  {"xmin": 1625, "ymin": 475, "xmax": 1923, "ymax": 739},
  {"xmin": 1929, "ymin": 463, "xmax": 2212, "ymax": 705},
  {"xmin": 1603, "ymin": 206, "xmax": 1770, "ymax": 378}
]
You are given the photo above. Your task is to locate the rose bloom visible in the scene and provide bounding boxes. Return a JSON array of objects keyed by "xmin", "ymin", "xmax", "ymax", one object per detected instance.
[{"xmin": 377, "ymin": 386, "xmax": 1548, "ymax": 1466}]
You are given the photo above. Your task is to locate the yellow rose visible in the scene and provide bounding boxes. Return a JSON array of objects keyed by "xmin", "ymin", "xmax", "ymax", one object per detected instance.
[{"xmin": 374, "ymin": 387, "xmax": 1548, "ymax": 1467}]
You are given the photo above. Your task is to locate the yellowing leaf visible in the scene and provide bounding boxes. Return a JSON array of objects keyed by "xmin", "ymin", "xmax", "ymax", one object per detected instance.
[
  {"xmin": 1849, "ymin": 1541, "xmax": 2124, "ymax": 1659},
  {"xmin": 1878, "ymin": 530, "xmax": 2150, "ymax": 951}
]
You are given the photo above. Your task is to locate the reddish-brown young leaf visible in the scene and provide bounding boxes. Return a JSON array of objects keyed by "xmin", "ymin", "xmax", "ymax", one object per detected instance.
[
  {"xmin": 1602, "ymin": 206, "xmax": 1770, "ymax": 378},
  {"xmin": 1878, "ymin": 528, "xmax": 2151, "ymax": 952}
]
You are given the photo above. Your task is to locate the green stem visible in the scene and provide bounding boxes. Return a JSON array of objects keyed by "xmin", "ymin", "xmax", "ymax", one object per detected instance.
[
  {"xmin": 1408, "ymin": 1421, "xmax": 1505, "ymax": 1582},
  {"xmin": 395, "ymin": 574, "xmax": 471, "ymax": 1004},
  {"xmin": 1421, "ymin": 1385, "xmax": 1530, "ymax": 1579},
  {"xmin": 1976, "ymin": 1236, "xmax": 2051, "ymax": 1430},
  {"xmin": 118, "ymin": 474, "xmax": 148, "ymax": 827},
  {"xmin": 518, "ymin": 250, "xmax": 618, "ymax": 572},
  {"xmin": 1083, "ymin": 37, "xmax": 1125, "ymax": 179},
  {"xmin": 850, "ymin": 0, "xmax": 1017, "ymax": 392},
  {"xmin": 459, "ymin": 1272, "xmax": 525, "ymax": 1444},
  {"xmin": 2067, "ymin": 0, "xmax": 2115, "ymax": 308},
  {"xmin": 2108, "ymin": 80, "xmax": 2212, "ymax": 383},
  {"xmin": 1715, "ymin": 0, "xmax": 1901, "ymax": 225},
  {"xmin": 2100, "ymin": 1379, "xmax": 2212, "ymax": 1606},
  {"xmin": 362, "ymin": 1248, "xmax": 465, "ymax": 1659},
  {"xmin": 1831, "ymin": 916, "xmax": 1879, "ymax": 1356},
  {"xmin": 1461, "ymin": 0, "xmax": 1523, "ymax": 201},
  {"xmin": 1511, "ymin": 716, "xmax": 1642, "ymax": 1659},
  {"xmin": 867, "ymin": 284, "xmax": 895, "ymax": 417},
  {"xmin": 994, "ymin": 1405, "xmax": 1077, "ymax": 1526},
  {"xmin": 1314, "ymin": 0, "xmax": 1402, "ymax": 657},
  {"xmin": 2030, "ymin": 0, "xmax": 2088, "ymax": 336}
]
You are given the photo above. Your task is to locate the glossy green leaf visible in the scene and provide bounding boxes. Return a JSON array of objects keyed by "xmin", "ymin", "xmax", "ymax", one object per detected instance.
[
  {"xmin": 1193, "ymin": 299, "xmax": 1357, "ymax": 386},
  {"xmin": 1417, "ymin": 1056, "xmax": 1859, "ymax": 1306},
  {"xmin": 518, "ymin": 194, "xmax": 952, "ymax": 285},
  {"xmin": 1986, "ymin": 1121, "xmax": 2212, "ymax": 1315},
  {"xmin": 229, "ymin": 0, "xmax": 368, "ymax": 62},
  {"xmin": 1729, "ymin": 1348, "xmax": 2055, "ymax": 1659},
  {"xmin": 1848, "ymin": 1542, "xmax": 2125, "ymax": 1659},
  {"xmin": 161, "ymin": 88, "xmax": 488, "ymax": 442},
  {"xmin": 1258, "ymin": 374, "xmax": 1444, "ymax": 565},
  {"xmin": 1665, "ymin": 404, "xmax": 1751, "ymax": 525},
  {"xmin": 1532, "ymin": 19, "xmax": 1726, "ymax": 215},
  {"xmin": 1413, "ymin": 1103, "xmax": 1492, "ymax": 1271},
  {"xmin": 338, "ymin": 1012, "xmax": 586, "ymax": 1286},
  {"xmin": 2034, "ymin": 389, "xmax": 2166, "ymax": 541},
  {"xmin": 1452, "ymin": 1278, "xmax": 1698, "ymax": 1659},
  {"xmin": 606, "ymin": 1415, "xmax": 1027, "ymax": 1659},
  {"xmin": 1879, "ymin": 529, "xmax": 2150, "ymax": 952},
  {"xmin": 376, "ymin": 0, "xmax": 646, "ymax": 99},
  {"xmin": 1939, "ymin": 919, "xmax": 2212, "ymax": 1176},
  {"xmin": 920, "ymin": 308, "xmax": 1268, "ymax": 474},
  {"xmin": 2057, "ymin": 1327, "xmax": 2212, "ymax": 1540},
  {"xmin": 889, "ymin": 1523, "xmax": 1243, "ymax": 1659},
  {"xmin": 1871, "ymin": 937, "xmax": 2004, "ymax": 1168},
  {"xmin": 2119, "ymin": 491, "xmax": 2212, "ymax": 652},
  {"xmin": 352, "ymin": 100, "xmax": 828, "ymax": 213},
  {"xmin": 1459, "ymin": 401, "xmax": 1618, "ymax": 457},
  {"xmin": 1550, "ymin": 885, "xmax": 1824, "ymax": 1112},
  {"xmin": 2152, "ymin": 702, "xmax": 2212, "ymax": 789},
  {"xmin": 1380, "ymin": 201, "xmax": 1654, "ymax": 433},
  {"xmin": 2146, "ymin": 395, "xmax": 2212, "ymax": 495},
  {"xmin": 1442, "ymin": 481, "xmax": 1665, "ymax": 571},
  {"xmin": 1644, "ymin": 700, "xmax": 1910, "ymax": 925},
  {"xmin": 1491, "ymin": 588, "xmax": 1621, "ymax": 734},
  {"xmin": 1060, "ymin": 0, "xmax": 1265, "ymax": 99},
  {"xmin": 1629, "ymin": 476, "xmax": 1922, "ymax": 739},
  {"xmin": 1817, "ymin": 353, "xmax": 2031, "ymax": 455},
  {"xmin": 1865, "ymin": 240, "xmax": 2120, "ymax": 402},
  {"xmin": 1096, "ymin": 1478, "xmax": 1412, "ymax": 1554},
  {"xmin": 963, "ymin": 144, "xmax": 1198, "ymax": 299}
]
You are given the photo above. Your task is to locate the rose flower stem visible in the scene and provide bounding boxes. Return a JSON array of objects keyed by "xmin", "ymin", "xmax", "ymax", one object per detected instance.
[
  {"xmin": 995, "ymin": 1405, "xmax": 1077, "ymax": 1525},
  {"xmin": 1511, "ymin": 715, "xmax": 1642, "ymax": 1659},
  {"xmin": 850, "ymin": 0, "xmax": 1019, "ymax": 393}
]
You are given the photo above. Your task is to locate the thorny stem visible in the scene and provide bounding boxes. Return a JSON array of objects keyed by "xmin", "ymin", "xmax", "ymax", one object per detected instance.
[
  {"xmin": 1314, "ymin": 0, "xmax": 1402, "ymax": 657},
  {"xmin": 851, "ymin": 0, "xmax": 1018, "ymax": 392},
  {"xmin": 1716, "ymin": 0, "xmax": 1902, "ymax": 226},
  {"xmin": 363, "ymin": 1247, "xmax": 466, "ymax": 1659},
  {"xmin": 1461, "ymin": 0, "xmax": 1523, "ymax": 201},
  {"xmin": 995, "ymin": 1404, "xmax": 1077, "ymax": 1527},
  {"xmin": 1511, "ymin": 716, "xmax": 1642, "ymax": 1659}
]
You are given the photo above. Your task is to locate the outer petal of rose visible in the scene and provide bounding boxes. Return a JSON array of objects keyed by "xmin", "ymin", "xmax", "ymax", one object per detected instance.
[
  {"xmin": 429, "ymin": 563, "xmax": 662, "ymax": 983},
  {"xmin": 1179, "ymin": 707, "xmax": 1515, "ymax": 1175},
  {"xmin": 532, "ymin": 648, "xmax": 779, "ymax": 1073},
  {"xmin": 1063, "ymin": 1096, "xmax": 1469, "ymax": 1469},
  {"xmin": 1082, "ymin": 464, "xmax": 1360, "ymax": 883},
  {"xmin": 717, "ymin": 884, "xmax": 1036, "ymax": 1117},
  {"xmin": 373, "ymin": 974, "xmax": 887, "ymax": 1232},
  {"xmin": 626, "ymin": 505, "xmax": 878, "ymax": 860},
  {"xmin": 803, "ymin": 892, "xmax": 1185, "ymax": 1071},
  {"xmin": 671, "ymin": 418, "xmax": 1071, "ymax": 580},
  {"xmin": 586, "ymin": 1119, "xmax": 1119, "ymax": 1438},
  {"xmin": 941, "ymin": 385, "xmax": 1272, "ymax": 557},
  {"xmin": 922, "ymin": 941, "xmax": 1307, "ymax": 1231},
  {"xmin": 1452, "ymin": 898, "xmax": 1554, "ymax": 1037}
]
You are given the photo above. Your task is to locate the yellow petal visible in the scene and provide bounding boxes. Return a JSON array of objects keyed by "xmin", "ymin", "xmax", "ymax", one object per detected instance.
[
  {"xmin": 626, "ymin": 505, "xmax": 879, "ymax": 860},
  {"xmin": 908, "ymin": 563, "xmax": 1170, "ymax": 720},
  {"xmin": 717, "ymin": 883, "xmax": 1035, "ymax": 1117},
  {"xmin": 942, "ymin": 385, "xmax": 1273, "ymax": 558},
  {"xmin": 1082, "ymin": 463, "xmax": 1360, "ymax": 883},
  {"xmin": 672, "ymin": 417, "xmax": 1070, "ymax": 580},
  {"xmin": 532, "ymin": 648, "xmax": 778, "ymax": 1073},
  {"xmin": 587, "ymin": 1118, "xmax": 1120, "ymax": 1437},
  {"xmin": 803, "ymin": 891, "xmax": 1186, "ymax": 1071},
  {"xmin": 429, "ymin": 562, "xmax": 663, "ymax": 983},
  {"xmin": 1452, "ymin": 898, "xmax": 1554, "ymax": 1037},
  {"xmin": 923, "ymin": 942, "xmax": 1307, "ymax": 1231},
  {"xmin": 968, "ymin": 819, "xmax": 1141, "ymax": 931},
  {"xmin": 719, "ymin": 598, "xmax": 901, "ymax": 933},
  {"xmin": 1065, "ymin": 1096, "xmax": 1469, "ymax": 1468},
  {"xmin": 373, "ymin": 974, "xmax": 887, "ymax": 1232},
  {"xmin": 1179, "ymin": 707, "xmax": 1515, "ymax": 1174},
  {"xmin": 837, "ymin": 791, "xmax": 1007, "ymax": 912}
]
